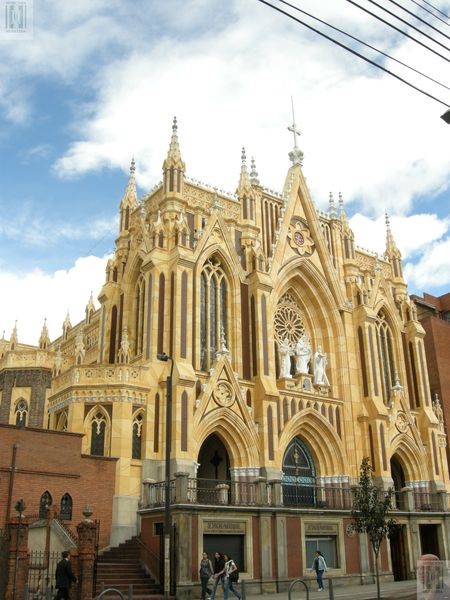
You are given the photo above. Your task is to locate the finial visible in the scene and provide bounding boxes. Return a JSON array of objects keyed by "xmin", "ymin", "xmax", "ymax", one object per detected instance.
[
  {"xmin": 338, "ymin": 192, "xmax": 344, "ymax": 213},
  {"xmin": 130, "ymin": 157, "xmax": 135, "ymax": 176},
  {"xmin": 328, "ymin": 192, "xmax": 337, "ymax": 219},
  {"xmin": 250, "ymin": 157, "xmax": 259, "ymax": 185},
  {"xmin": 172, "ymin": 116, "xmax": 178, "ymax": 133},
  {"xmin": 163, "ymin": 115, "xmax": 185, "ymax": 173},
  {"xmin": 236, "ymin": 147, "xmax": 252, "ymax": 197},
  {"xmin": 287, "ymin": 96, "xmax": 304, "ymax": 166},
  {"xmin": 385, "ymin": 210, "xmax": 391, "ymax": 231}
]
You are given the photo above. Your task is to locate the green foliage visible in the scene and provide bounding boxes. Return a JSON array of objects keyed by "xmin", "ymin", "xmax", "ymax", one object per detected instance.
[{"xmin": 351, "ymin": 457, "xmax": 397, "ymax": 558}]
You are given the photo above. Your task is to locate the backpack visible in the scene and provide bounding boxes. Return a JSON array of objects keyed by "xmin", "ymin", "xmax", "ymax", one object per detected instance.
[{"xmin": 229, "ymin": 565, "xmax": 239, "ymax": 582}]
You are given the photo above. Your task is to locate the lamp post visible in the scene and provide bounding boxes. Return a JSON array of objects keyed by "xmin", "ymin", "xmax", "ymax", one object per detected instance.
[
  {"xmin": 12, "ymin": 498, "xmax": 26, "ymax": 600},
  {"xmin": 157, "ymin": 352, "xmax": 174, "ymax": 600}
]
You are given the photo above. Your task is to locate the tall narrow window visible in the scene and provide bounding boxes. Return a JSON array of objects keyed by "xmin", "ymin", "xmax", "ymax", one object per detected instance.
[
  {"xmin": 199, "ymin": 256, "xmax": 229, "ymax": 370},
  {"xmin": 60, "ymin": 494, "xmax": 73, "ymax": 521},
  {"xmin": 15, "ymin": 399, "xmax": 28, "ymax": 426},
  {"xmin": 376, "ymin": 312, "xmax": 396, "ymax": 404},
  {"xmin": 91, "ymin": 411, "xmax": 107, "ymax": 456},
  {"xmin": 132, "ymin": 413, "xmax": 143, "ymax": 459},
  {"xmin": 39, "ymin": 491, "xmax": 52, "ymax": 519},
  {"xmin": 134, "ymin": 276, "xmax": 146, "ymax": 356}
]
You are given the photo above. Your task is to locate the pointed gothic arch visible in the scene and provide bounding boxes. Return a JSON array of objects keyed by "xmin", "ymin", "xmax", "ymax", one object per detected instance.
[
  {"xmin": 390, "ymin": 434, "xmax": 426, "ymax": 482},
  {"xmin": 84, "ymin": 406, "xmax": 111, "ymax": 457},
  {"xmin": 279, "ymin": 409, "xmax": 347, "ymax": 476}
]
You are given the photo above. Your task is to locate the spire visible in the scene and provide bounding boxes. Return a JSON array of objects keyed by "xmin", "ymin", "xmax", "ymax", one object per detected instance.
[
  {"xmin": 62, "ymin": 311, "xmax": 72, "ymax": 340},
  {"xmin": 39, "ymin": 318, "xmax": 50, "ymax": 350},
  {"xmin": 85, "ymin": 292, "xmax": 95, "ymax": 324},
  {"xmin": 385, "ymin": 210, "xmax": 403, "ymax": 279},
  {"xmin": 250, "ymin": 157, "xmax": 260, "ymax": 185},
  {"xmin": 287, "ymin": 97, "xmax": 304, "ymax": 166},
  {"xmin": 120, "ymin": 157, "xmax": 138, "ymax": 209},
  {"xmin": 163, "ymin": 116, "xmax": 185, "ymax": 172},
  {"xmin": 236, "ymin": 147, "xmax": 252, "ymax": 197},
  {"xmin": 328, "ymin": 192, "xmax": 337, "ymax": 219},
  {"xmin": 339, "ymin": 192, "xmax": 352, "ymax": 234},
  {"xmin": 9, "ymin": 321, "xmax": 18, "ymax": 350}
]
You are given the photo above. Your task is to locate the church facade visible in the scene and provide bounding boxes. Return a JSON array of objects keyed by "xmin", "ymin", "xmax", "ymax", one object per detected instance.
[{"xmin": 1, "ymin": 119, "xmax": 449, "ymax": 593}]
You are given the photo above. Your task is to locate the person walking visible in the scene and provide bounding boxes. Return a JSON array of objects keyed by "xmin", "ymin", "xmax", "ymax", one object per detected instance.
[
  {"xmin": 311, "ymin": 550, "xmax": 327, "ymax": 592},
  {"xmin": 55, "ymin": 550, "xmax": 77, "ymax": 600},
  {"xmin": 223, "ymin": 553, "xmax": 241, "ymax": 600},
  {"xmin": 199, "ymin": 551, "xmax": 213, "ymax": 600},
  {"xmin": 210, "ymin": 551, "xmax": 225, "ymax": 600}
]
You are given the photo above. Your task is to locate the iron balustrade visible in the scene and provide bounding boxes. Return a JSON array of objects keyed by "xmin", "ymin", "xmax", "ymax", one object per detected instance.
[{"xmin": 142, "ymin": 478, "xmax": 448, "ymax": 512}]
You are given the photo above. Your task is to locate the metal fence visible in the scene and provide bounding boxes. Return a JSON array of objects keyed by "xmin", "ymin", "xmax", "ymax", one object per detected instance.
[
  {"xmin": 27, "ymin": 550, "xmax": 60, "ymax": 599},
  {"xmin": 0, "ymin": 528, "xmax": 9, "ymax": 599}
]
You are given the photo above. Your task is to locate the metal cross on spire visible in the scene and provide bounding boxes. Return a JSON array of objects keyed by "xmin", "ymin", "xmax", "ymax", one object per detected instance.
[{"xmin": 287, "ymin": 97, "xmax": 304, "ymax": 166}]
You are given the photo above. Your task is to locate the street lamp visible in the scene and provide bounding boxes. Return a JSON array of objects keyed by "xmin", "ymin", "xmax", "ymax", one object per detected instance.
[{"xmin": 157, "ymin": 352, "xmax": 174, "ymax": 599}]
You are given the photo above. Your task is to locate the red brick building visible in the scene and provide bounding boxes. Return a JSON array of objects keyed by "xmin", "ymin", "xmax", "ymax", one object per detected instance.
[
  {"xmin": 411, "ymin": 292, "xmax": 450, "ymax": 472},
  {"xmin": 0, "ymin": 424, "xmax": 117, "ymax": 549}
]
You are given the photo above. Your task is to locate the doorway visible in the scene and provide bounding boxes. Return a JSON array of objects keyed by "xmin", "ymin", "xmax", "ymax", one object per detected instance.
[
  {"xmin": 420, "ymin": 524, "xmax": 441, "ymax": 557},
  {"xmin": 390, "ymin": 524, "xmax": 408, "ymax": 580}
]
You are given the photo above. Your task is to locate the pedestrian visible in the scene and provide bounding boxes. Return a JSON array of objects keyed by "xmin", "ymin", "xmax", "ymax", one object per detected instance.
[
  {"xmin": 55, "ymin": 550, "xmax": 77, "ymax": 600},
  {"xmin": 223, "ymin": 553, "xmax": 241, "ymax": 600},
  {"xmin": 199, "ymin": 551, "xmax": 213, "ymax": 600},
  {"xmin": 311, "ymin": 550, "xmax": 327, "ymax": 592},
  {"xmin": 210, "ymin": 551, "xmax": 225, "ymax": 600}
]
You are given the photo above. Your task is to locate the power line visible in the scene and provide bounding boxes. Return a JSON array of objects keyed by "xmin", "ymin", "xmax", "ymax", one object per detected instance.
[
  {"xmin": 420, "ymin": 0, "xmax": 450, "ymax": 19},
  {"xmin": 345, "ymin": 0, "xmax": 450, "ymax": 62},
  {"xmin": 255, "ymin": 0, "xmax": 450, "ymax": 108},
  {"xmin": 364, "ymin": 0, "xmax": 450, "ymax": 51},
  {"xmin": 408, "ymin": 0, "xmax": 450, "ymax": 28},
  {"xmin": 385, "ymin": 0, "xmax": 450, "ymax": 40},
  {"xmin": 278, "ymin": 0, "xmax": 449, "ymax": 90}
]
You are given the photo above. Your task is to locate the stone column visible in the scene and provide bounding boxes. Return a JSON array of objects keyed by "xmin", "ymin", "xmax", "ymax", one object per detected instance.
[
  {"xmin": 269, "ymin": 480, "xmax": 283, "ymax": 506},
  {"xmin": 5, "ymin": 516, "xmax": 29, "ymax": 600},
  {"xmin": 255, "ymin": 477, "xmax": 268, "ymax": 505},
  {"xmin": 76, "ymin": 518, "xmax": 98, "ymax": 600},
  {"xmin": 174, "ymin": 472, "xmax": 190, "ymax": 503}
]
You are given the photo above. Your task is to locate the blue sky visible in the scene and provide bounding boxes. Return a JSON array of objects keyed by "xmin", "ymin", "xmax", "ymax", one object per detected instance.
[{"xmin": 0, "ymin": 0, "xmax": 449, "ymax": 344}]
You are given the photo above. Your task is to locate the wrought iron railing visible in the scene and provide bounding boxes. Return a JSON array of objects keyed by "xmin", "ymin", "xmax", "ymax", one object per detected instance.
[
  {"xmin": 136, "ymin": 535, "xmax": 162, "ymax": 591},
  {"xmin": 143, "ymin": 476, "xmax": 448, "ymax": 513}
]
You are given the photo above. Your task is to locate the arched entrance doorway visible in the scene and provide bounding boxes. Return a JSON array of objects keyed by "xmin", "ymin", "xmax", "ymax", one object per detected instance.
[
  {"xmin": 389, "ymin": 454, "xmax": 409, "ymax": 581},
  {"xmin": 282, "ymin": 437, "xmax": 316, "ymax": 506},
  {"xmin": 197, "ymin": 433, "xmax": 230, "ymax": 487}
]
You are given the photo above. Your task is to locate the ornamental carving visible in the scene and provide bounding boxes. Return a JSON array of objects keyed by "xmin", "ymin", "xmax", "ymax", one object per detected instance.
[
  {"xmin": 395, "ymin": 412, "xmax": 409, "ymax": 433},
  {"xmin": 274, "ymin": 292, "xmax": 306, "ymax": 346},
  {"xmin": 288, "ymin": 218, "xmax": 315, "ymax": 257},
  {"xmin": 345, "ymin": 523, "xmax": 356, "ymax": 538},
  {"xmin": 213, "ymin": 380, "xmax": 235, "ymax": 407}
]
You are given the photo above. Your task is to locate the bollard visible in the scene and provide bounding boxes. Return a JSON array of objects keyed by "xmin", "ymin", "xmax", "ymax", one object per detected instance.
[
  {"xmin": 328, "ymin": 578, "xmax": 334, "ymax": 600},
  {"xmin": 23, "ymin": 583, "xmax": 29, "ymax": 600},
  {"xmin": 128, "ymin": 583, "xmax": 133, "ymax": 599},
  {"xmin": 241, "ymin": 579, "xmax": 246, "ymax": 600}
]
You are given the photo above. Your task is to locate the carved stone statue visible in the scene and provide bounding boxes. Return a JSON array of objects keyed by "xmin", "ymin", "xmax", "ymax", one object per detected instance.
[
  {"xmin": 295, "ymin": 334, "xmax": 311, "ymax": 374},
  {"xmin": 279, "ymin": 336, "xmax": 292, "ymax": 379},
  {"xmin": 313, "ymin": 345, "xmax": 329, "ymax": 386}
]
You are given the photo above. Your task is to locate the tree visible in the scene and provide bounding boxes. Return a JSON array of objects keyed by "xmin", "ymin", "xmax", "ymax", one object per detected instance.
[{"xmin": 351, "ymin": 457, "xmax": 397, "ymax": 600}]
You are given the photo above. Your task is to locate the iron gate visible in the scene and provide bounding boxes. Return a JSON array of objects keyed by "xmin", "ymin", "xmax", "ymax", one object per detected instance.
[
  {"xmin": 0, "ymin": 528, "xmax": 9, "ymax": 599},
  {"xmin": 27, "ymin": 550, "xmax": 60, "ymax": 598}
]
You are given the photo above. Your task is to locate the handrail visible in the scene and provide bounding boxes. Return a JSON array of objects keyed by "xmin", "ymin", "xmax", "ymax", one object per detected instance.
[{"xmin": 135, "ymin": 535, "xmax": 162, "ymax": 587}]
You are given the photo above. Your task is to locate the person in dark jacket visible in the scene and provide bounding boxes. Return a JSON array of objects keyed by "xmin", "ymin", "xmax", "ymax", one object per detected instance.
[
  {"xmin": 210, "ymin": 551, "xmax": 225, "ymax": 600},
  {"xmin": 55, "ymin": 550, "xmax": 77, "ymax": 600}
]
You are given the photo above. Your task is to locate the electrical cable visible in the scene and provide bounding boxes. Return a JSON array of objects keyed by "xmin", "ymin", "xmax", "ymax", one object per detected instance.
[
  {"xmin": 385, "ymin": 0, "xmax": 450, "ymax": 40},
  {"xmin": 256, "ymin": 0, "xmax": 450, "ymax": 108},
  {"xmin": 364, "ymin": 0, "xmax": 450, "ymax": 51},
  {"xmin": 278, "ymin": 0, "xmax": 449, "ymax": 90},
  {"xmin": 408, "ymin": 0, "xmax": 450, "ymax": 28},
  {"xmin": 420, "ymin": 0, "xmax": 450, "ymax": 19},
  {"xmin": 345, "ymin": 0, "xmax": 450, "ymax": 61}
]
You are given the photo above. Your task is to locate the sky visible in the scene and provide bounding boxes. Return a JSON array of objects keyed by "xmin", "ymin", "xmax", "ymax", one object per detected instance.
[{"xmin": 0, "ymin": 0, "xmax": 449, "ymax": 345}]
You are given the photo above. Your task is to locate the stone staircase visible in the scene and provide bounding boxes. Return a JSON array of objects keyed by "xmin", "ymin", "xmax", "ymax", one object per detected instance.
[{"xmin": 95, "ymin": 536, "xmax": 161, "ymax": 599}]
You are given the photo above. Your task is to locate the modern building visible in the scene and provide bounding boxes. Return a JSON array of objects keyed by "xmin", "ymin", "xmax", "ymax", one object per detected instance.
[{"xmin": 1, "ymin": 120, "xmax": 449, "ymax": 595}]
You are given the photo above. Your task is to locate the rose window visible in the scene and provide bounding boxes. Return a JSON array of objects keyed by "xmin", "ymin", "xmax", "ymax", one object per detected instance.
[{"xmin": 274, "ymin": 292, "xmax": 306, "ymax": 345}]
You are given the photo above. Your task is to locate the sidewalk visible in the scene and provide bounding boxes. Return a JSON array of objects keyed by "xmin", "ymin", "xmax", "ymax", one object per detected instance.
[{"xmin": 243, "ymin": 579, "xmax": 418, "ymax": 600}]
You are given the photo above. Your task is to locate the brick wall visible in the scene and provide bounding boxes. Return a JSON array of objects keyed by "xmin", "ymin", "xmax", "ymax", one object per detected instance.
[{"xmin": 0, "ymin": 423, "xmax": 117, "ymax": 549}]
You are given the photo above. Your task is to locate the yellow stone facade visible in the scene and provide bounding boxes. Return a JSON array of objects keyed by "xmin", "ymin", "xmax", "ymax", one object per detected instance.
[{"xmin": 1, "ymin": 120, "xmax": 449, "ymax": 584}]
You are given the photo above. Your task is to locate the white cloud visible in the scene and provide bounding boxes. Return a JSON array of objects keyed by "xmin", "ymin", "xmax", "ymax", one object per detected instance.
[
  {"xmin": 50, "ymin": 0, "xmax": 450, "ymax": 216},
  {"xmin": 0, "ymin": 212, "xmax": 117, "ymax": 247},
  {"xmin": 350, "ymin": 213, "xmax": 449, "ymax": 259},
  {"xmin": 0, "ymin": 256, "xmax": 109, "ymax": 345},
  {"xmin": 404, "ymin": 238, "xmax": 450, "ymax": 289}
]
